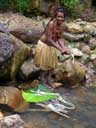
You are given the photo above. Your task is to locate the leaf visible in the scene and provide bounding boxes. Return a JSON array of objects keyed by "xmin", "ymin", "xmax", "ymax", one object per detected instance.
[{"xmin": 22, "ymin": 84, "xmax": 59, "ymax": 102}]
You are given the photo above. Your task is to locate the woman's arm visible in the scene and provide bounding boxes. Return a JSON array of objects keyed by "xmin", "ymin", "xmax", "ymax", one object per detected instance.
[
  {"xmin": 58, "ymin": 38, "xmax": 67, "ymax": 54},
  {"xmin": 48, "ymin": 37, "xmax": 62, "ymax": 51}
]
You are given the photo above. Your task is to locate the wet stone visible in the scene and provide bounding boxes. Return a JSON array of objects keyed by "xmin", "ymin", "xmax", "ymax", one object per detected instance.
[
  {"xmin": 0, "ymin": 38, "xmax": 15, "ymax": 64},
  {"xmin": 60, "ymin": 123, "xmax": 72, "ymax": 128},
  {"xmin": 73, "ymin": 124, "xmax": 86, "ymax": 128},
  {"xmin": 47, "ymin": 112, "xmax": 58, "ymax": 120}
]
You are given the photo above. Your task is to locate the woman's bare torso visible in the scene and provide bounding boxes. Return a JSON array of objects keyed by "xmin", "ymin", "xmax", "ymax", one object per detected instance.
[{"xmin": 40, "ymin": 19, "xmax": 64, "ymax": 45}]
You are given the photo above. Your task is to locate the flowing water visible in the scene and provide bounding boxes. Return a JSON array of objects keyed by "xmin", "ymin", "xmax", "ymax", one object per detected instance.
[{"xmin": 18, "ymin": 86, "xmax": 96, "ymax": 128}]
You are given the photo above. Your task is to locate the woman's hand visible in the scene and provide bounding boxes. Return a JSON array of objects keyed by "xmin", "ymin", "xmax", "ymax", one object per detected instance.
[{"xmin": 61, "ymin": 48, "xmax": 70, "ymax": 55}]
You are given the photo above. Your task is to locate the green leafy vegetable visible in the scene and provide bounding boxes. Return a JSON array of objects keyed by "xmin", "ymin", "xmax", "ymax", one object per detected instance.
[{"xmin": 22, "ymin": 84, "xmax": 59, "ymax": 102}]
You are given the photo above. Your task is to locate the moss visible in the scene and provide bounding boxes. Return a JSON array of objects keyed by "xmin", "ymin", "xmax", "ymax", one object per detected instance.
[
  {"xmin": 0, "ymin": 61, "xmax": 11, "ymax": 80},
  {"xmin": 11, "ymin": 44, "xmax": 30, "ymax": 80}
]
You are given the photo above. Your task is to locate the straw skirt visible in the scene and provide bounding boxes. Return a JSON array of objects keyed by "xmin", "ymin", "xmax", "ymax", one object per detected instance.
[{"xmin": 34, "ymin": 40, "xmax": 58, "ymax": 71}]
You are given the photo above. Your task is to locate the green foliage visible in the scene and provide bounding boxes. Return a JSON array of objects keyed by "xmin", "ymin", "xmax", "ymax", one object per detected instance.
[
  {"xmin": 0, "ymin": 0, "xmax": 40, "ymax": 16},
  {"xmin": 72, "ymin": 3, "xmax": 84, "ymax": 18},
  {"xmin": 60, "ymin": 0, "xmax": 84, "ymax": 18},
  {"xmin": 16, "ymin": 0, "xmax": 41, "ymax": 16},
  {"xmin": 0, "ymin": 0, "xmax": 17, "ymax": 10},
  {"xmin": 0, "ymin": 0, "xmax": 84, "ymax": 17},
  {"xmin": 31, "ymin": 8, "xmax": 41, "ymax": 16},
  {"xmin": 0, "ymin": 0, "xmax": 9, "ymax": 9},
  {"xmin": 60, "ymin": 0, "xmax": 79, "ymax": 10},
  {"xmin": 16, "ymin": 0, "xmax": 30, "ymax": 14},
  {"xmin": 22, "ymin": 84, "xmax": 58, "ymax": 102}
]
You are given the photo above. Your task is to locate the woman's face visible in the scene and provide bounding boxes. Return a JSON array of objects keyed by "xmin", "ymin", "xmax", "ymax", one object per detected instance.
[{"xmin": 56, "ymin": 12, "xmax": 64, "ymax": 24}]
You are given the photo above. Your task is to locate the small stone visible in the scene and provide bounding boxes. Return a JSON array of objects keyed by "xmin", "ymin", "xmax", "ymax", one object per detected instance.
[
  {"xmin": 0, "ymin": 112, "xmax": 4, "ymax": 119},
  {"xmin": 0, "ymin": 114, "xmax": 25, "ymax": 128},
  {"xmin": 73, "ymin": 124, "xmax": 85, "ymax": 128}
]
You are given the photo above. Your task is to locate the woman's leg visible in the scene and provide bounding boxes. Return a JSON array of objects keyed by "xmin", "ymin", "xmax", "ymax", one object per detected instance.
[
  {"xmin": 40, "ymin": 70, "xmax": 47, "ymax": 85},
  {"xmin": 40, "ymin": 70, "xmax": 54, "ymax": 89},
  {"xmin": 46, "ymin": 69, "xmax": 54, "ymax": 87}
]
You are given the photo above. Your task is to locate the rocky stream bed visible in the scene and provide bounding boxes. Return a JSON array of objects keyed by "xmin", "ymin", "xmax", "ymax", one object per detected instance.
[
  {"xmin": 0, "ymin": 12, "xmax": 96, "ymax": 128},
  {"xmin": 20, "ymin": 86, "xmax": 96, "ymax": 128}
]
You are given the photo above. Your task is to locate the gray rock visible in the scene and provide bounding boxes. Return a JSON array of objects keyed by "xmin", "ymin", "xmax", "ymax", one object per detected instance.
[
  {"xmin": 0, "ymin": 32, "xmax": 31, "ymax": 81},
  {"xmin": 0, "ymin": 37, "xmax": 15, "ymax": 64},
  {"xmin": 0, "ymin": 114, "xmax": 25, "ymax": 128},
  {"xmin": 20, "ymin": 59, "xmax": 40, "ymax": 80},
  {"xmin": 0, "ymin": 22, "xmax": 9, "ymax": 34},
  {"xmin": 63, "ymin": 32, "xmax": 85, "ymax": 41},
  {"xmin": 88, "ymin": 38, "xmax": 96, "ymax": 49}
]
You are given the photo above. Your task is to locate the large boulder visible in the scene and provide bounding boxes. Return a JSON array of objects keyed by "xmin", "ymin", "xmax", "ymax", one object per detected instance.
[
  {"xmin": 0, "ymin": 13, "xmax": 95, "ymax": 44},
  {"xmin": 0, "ymin": 35, "xmax": 15, "ymax": 64},
  {"xmin": 0, "ymin": 13, "xmax": 45, "ymax": 43},
  {"xmin": 11, "ymin": 28, "xmax": 43, "ymax": 44},
  {"xmin": 20, "ymin": 59, "xmax": 40, "ymax": 80},
  {"xmin": 65, "ymin": 20, "xmax": 96, "ymax": 36},
  {"xmin": 0, "ymin": 32, "xmax": 31, "ymax": 80},
  {"xmin": 54, "ymin": 60, "xmax": 86, "ymax": 87},
  {"xmin": 0, "ymin": 86, "xmax": 28, "ymax": 110},
  {"xmin": 65, "ymin": 22, "xmax": 83, "ymax": 33},
  {"xmin": 63, "ymin": 32, "xmax": 85, "ymax": 41}
]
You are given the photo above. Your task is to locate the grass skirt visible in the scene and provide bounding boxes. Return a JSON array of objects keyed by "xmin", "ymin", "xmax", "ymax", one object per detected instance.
[{"xmin": 34, "ymin": 40, "xmax": 58, "ymax": 71}]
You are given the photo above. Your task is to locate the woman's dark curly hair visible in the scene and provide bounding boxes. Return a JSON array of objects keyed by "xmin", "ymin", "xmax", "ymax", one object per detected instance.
[{"xmin": 53, "ymin": 7, "xmax": 67, "ymax": 19}]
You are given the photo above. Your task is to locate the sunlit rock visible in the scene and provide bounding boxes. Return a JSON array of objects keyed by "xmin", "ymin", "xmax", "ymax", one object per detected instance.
[
  {"xmin": 81, "ymin": 45, "xmax": 91, "ymax": 54},
  {"xmin": 54, "ymin": 60, "xmax": 86, "ymax": 87},
  {"xmin": 70, "ymin": 48, "xmax": 83, "ymax": 57},
  {"xmin": 65, "ymin": 22, "xmax": 83, "ymax": 33},
  {"xmin": 91, "ymin": 22, "xmax": 96, "ymax": 27},
  {"xmin": 0, "ymin": 114, "xmax": 25, "ymax": 128},
  {"xmin": 0, "ymin": 86, "xmax": 28, "ymax": 110},
  {"xmin": 83, "ymin": 23, "xmax": 96, "ymax": 36}
]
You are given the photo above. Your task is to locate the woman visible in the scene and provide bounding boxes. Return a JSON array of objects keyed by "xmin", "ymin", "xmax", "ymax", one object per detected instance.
[{"xmin": 34, "ymin": 7, "xmax": 68, "ymax": 88}]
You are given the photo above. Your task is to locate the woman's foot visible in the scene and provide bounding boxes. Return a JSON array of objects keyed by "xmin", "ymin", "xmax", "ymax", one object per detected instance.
[
  {"xmin": 40, "ymin": 79, "xmax": 54, "ymax": 90},
  {"xmin": 46, "ymin": 81, "xmax": 55, "ymax": 90},
  {"xmin": 40, "ymin": 70, "xmax": 54, "ymax": 90}
]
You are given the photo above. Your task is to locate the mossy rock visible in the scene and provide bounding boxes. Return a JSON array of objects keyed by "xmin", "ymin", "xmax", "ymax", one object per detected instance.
[{"xmin": 0, "ymin": 32, "xmax": 31, "ymax": 80}]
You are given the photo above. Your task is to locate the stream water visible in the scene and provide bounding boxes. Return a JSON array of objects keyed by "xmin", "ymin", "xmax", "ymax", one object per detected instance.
[{"xmin": 19, "ymin": 85, "xmax": 96, "ymax": 128}]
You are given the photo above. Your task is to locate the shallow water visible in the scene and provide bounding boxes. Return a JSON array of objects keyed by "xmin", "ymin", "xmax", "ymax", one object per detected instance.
[{"xmin": 20, "ymin": 86, "xmax": 96, "ymax": 128}]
